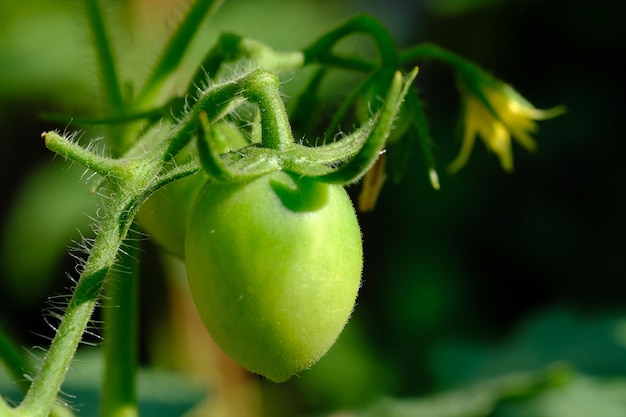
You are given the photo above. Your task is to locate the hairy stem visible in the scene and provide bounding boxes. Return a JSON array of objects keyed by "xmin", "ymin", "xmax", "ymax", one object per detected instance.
[
  {"xmin": 15, "ymin": 132, "xmax": 165, "ymax": 417},
  {"xmin": 16, "ymin": 190, "xmax": 131, "ymax": 417},
  {"xmin": 43, "ymin": 132, "xmax": 126, "ymax": 179},
  {"xmin": 241, "ymin": 71, "xmax": 294, "ymax": 151}
]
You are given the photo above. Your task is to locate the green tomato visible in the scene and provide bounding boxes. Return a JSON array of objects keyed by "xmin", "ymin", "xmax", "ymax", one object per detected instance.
[{"xmin": 184, "ymin": 171, "xmax": 363, "ymax": 382}]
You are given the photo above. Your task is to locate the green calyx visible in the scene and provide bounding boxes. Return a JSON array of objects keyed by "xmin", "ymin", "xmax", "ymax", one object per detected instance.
[{"xmin": 196, "ymin": 68, "xmax": 418, "ymax": 185}]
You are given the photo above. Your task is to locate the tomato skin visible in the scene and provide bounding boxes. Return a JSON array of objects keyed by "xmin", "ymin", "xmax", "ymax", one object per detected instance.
[{"xmin": 184, "ymin": 171, "xmax": 363, "ymax": 382}]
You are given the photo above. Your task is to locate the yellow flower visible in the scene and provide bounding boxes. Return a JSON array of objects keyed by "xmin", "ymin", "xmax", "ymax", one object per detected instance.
[{"xmin": 448, "ymin": 79, "xmax": 564, "ymax": 173}]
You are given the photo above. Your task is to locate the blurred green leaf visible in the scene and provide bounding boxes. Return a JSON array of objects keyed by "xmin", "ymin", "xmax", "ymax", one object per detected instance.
[
  {"xmin": 0, "ymin": 161, "xmax": 100, "ymax": 306},
  {"xmin": 0, "ymin": 348, "xmax": 207, "ymax": 416},
  {"xmin": 0, "ymin": 1, "xmax": 94, "ymax": 102},
  {"xmin": 322, "ymin": 363, "xmax": 571, "ymax": 417},
  {"xmin": 496, "ymin": 375, "xmax": 626, "ymax": 417},
  {"xmin": 430, "ymin": 309, "xmax": 626, "ymax": 387}
]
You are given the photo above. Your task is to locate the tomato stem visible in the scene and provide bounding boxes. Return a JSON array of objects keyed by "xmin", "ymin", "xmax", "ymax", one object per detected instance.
[
  {"xmin": 19, "ymin": 137, "xmax": 167, "ymax": 417},
  {"xmin": 42, "ymin": 131, "xmax": 128, "ymax": 180},
  {"xmin": 241, "ymin": 70, "xmax": 295, "ymax": 152},
  {"xmin": 406, "ymin": 89, "xmax": 440, "ymax": 190},
  {"xmin": 400, "ymin": 42, "xmax": 476, "ymax": 72},
  {"xmin": 17, "ymin": 197, "xmax": 128, "ymax": 417},
  {"xmin": 303, "ymin": 13, "xmax": 399, "ymax": 69}
]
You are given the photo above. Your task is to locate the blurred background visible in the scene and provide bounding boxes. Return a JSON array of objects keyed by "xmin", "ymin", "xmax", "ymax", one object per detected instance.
[{"xmin": 1, "ymin": 0, "xmax": 624, "ymax": 416}]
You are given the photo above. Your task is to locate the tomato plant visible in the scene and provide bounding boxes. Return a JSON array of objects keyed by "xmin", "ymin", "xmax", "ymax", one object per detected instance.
[
  {"xmin": 0, "ymin": 1, "xmax": 563, "ymax": 415},
  {"xmin": 185, "ymin": 171, "xmax": 363, "ymax": 382}
]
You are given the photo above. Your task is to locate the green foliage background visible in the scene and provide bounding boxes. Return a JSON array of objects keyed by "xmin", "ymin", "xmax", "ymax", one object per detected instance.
[{"xmin": 0, "ymin": 0, "xmax": 624, "ymax": 416}]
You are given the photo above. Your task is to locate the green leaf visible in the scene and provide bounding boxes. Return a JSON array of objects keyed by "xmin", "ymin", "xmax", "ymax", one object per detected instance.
[
  {"xmin": 336, "ymin": 364, "xmax": 571, "ymax": 417},
  {"xmin": 0, "ymin": 161, "xmax": 100, "ymax": 306},
  {"xmin": 497, "ymin": 375, "xmax": 626, "ymax": 417},
  {"xmin": 431, "ymin": 309, "xmax": 626, "ymax": 387}
]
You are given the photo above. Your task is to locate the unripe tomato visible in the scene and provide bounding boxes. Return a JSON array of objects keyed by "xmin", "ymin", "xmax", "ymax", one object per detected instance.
[{"xmin": 184, "ymin": 171, "xmax": 363, "ymax": 382}]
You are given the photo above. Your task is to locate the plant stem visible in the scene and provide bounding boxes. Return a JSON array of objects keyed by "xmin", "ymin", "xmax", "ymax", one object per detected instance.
[
  {"xmin": 136, "ymin": 0, "xmax": 224, "ymax": 108},
  {"xmin": 303, "ymin": 13, "xmax": 399, "ymax": 69},
  {"xmin": 0, "ymin": 328, "xmax": 77, "ymax": 416},
  {"xmin": 100, "ymin": 228, "xmax": 140, "ymax": 417},
  {"xmin": 242, "ymin": 71, "xmax": 294, "ymax": 151},
  {"xmin": 14, "ymin": 128, "xmax": 161, "ymax": 415},
  {"xmin": 43, "ymin": 132, "xmax": 126, "ymax": 179},
  {"xmin": 84, "ymin": 0, "xmax": 124, "ymax": 112},
  {"xmin": 407, "ymin": 90, "xmax": 440, "ymax": 189},
  {"xmin": 17, "ymin": 125, "xmax": 184, "ymax": 416},
  {"xmin": 165, "ymin": 69, "xmax": 278, "ymax": 160},
  {"xmin": 16, "ymin": 191, "xmax": 130, "ymax": 417},
  {"xmin": 400, "ymin": 42, "xmax": 474, "ymax": 72}
]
